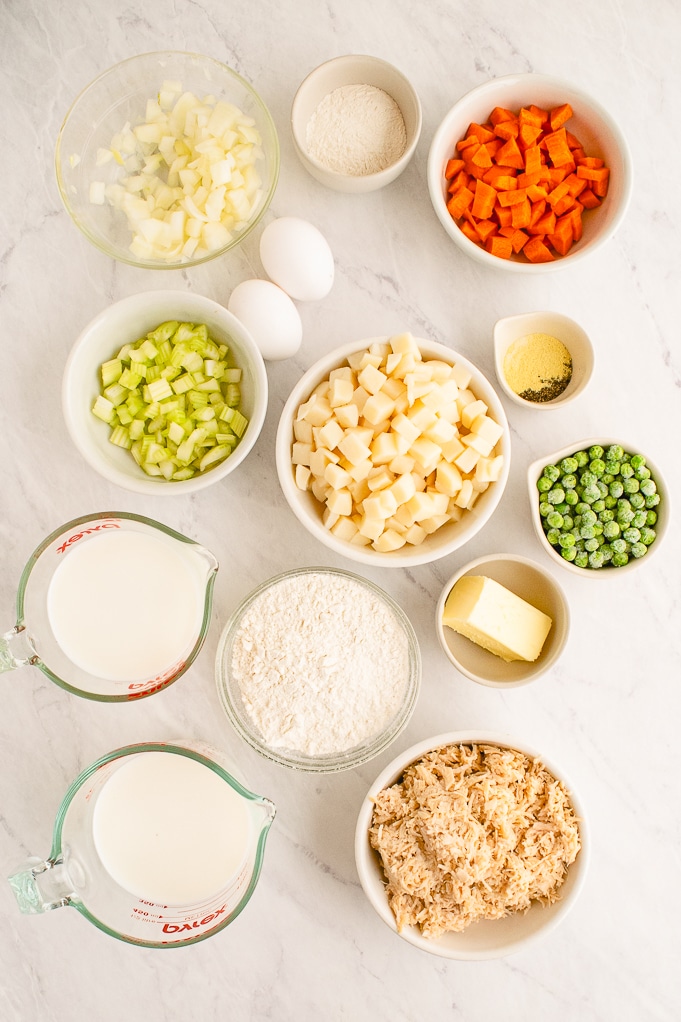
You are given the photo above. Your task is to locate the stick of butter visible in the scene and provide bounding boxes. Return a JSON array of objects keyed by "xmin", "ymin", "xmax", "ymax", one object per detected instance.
[{"xmin": 443, "ymin": 575, "xmax": 552, "ymax": 662}]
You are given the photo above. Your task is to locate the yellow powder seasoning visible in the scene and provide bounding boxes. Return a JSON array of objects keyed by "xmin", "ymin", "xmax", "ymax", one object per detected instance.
[{"xmin": 503, "ymin": 332, "xmax": 573, "ymax": 403}]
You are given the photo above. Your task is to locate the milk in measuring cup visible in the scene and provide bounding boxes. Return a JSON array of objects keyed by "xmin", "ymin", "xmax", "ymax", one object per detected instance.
[
  {"xmin": 92, "ymin": 752, "xmax": 252, "ymax": 905},
  {"xmin": 46, "ymin": 530, "xmax": 205, "ymax": 682}
]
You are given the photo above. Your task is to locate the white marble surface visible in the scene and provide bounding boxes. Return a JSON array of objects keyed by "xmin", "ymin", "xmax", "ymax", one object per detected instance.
[{"xmin": 1, "ymin": 1, "xmax": 680, "ymax": 1019}]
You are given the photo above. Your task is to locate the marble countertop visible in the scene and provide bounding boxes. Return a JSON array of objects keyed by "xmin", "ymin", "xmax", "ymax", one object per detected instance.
[{"xmin": 1, "ymin": 1, "xmax": 680, "ymax": 1020}]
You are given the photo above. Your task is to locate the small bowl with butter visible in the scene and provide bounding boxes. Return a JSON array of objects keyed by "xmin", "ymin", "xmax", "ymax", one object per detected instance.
[
  {"xmin": 435, "ymin": 553, "xmax": 570, "ymax": 688},
  {"xmin": 494, "ymin": 311, "xmax": 594, "ymax": 409}
]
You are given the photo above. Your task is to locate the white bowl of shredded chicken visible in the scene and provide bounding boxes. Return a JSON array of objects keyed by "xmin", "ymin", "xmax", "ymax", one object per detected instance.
[{"xmin": 355, "ymin": 731, "xmax": 589, "ymax": 959}]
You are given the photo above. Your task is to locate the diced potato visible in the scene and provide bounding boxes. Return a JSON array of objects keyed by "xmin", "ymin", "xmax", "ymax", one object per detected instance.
[
  {"xmin": 309, "ymin": 447, "xmax": 339, "ymax": 477},
  {"xmin": 404, "ymin": 523, "xmax": 427, "ymax": 546},
  {"xmin": 435, "ymin": 460, "xmax": 463, "ymax": 497},
  {"xmin": 391, "ymin": 413, "xmax": 421, "ymax": 446},
  {"xmin": 390, "ymin": 332, "xmax": 421, "ymax": 357},
  {"xmin": 363, "ymin": 390, "xmax": 395, "ymax": 425},
  {"xmin": 330, "ymin": 516, "xmax": 358, "ymax": 541},
  {"xmin": 292, "ymin": 441, "xmax": 313, "ymax": 466},
  {"xmin": 358, "ymin": 514, "xmax": 385, "ymax": 541},
  {"xmin": 450, "ymin": 362, "xmax": 472, "ymax": 389},
  {"xmin": 333, "ymin": 403, "xmax": 360, "ymax": 429},
  {"xmin": 453, "ymin": 478, "xmax": 474, "ymax": 508},
  {"xmin": 420, "ymin": 513, "xmax": 451, "ymax": 535},
  {"xmin": 326, "ymin": 487, "xmax": 353, "ymax": 516},
  {"xmin": 409, "ymin": 436, "xmax": 442, "ymax": 474},
  {"xmin": 389, "ymin": 454, "xmax": 416, "ymax": 475},
  {"xmin": 367, "ymin": 466, "xmax": 394, "ymax": 491},
  {"xmin": 373, "ymin": 528, "xmax": 407, "ymax": 552},
  {"xmin": 329, "ymin": 377, "xmax": 355, "ymax": 407},
  {"xmin": 357, "ymin": 363, "xmax": 387, "ymax": 395},
  {"xmin": 295, "ymin": 464, "xmax": 311, "ymax": 490},
  {"xmin": 454, "ymin": 445, "xmax": 480, "ymax": 474},
  {"xmin": 371, "ymin": 431, "xmax": 401, "ymax": 465},
  {"xmin": 338, "ymin": 429, "xmax": 372, "ymax": 465},
  {"xmin": 293, "ymin": 419, "xmax": 313, "ymax": 444},
  {"xmin": 324, "ymin": 462, "xmax": 353, "ymax": 489},
  {"xmin": 461, "ymin": 399, "xmax": 488, "ymax": 430},
  {"xmin": 388, "ymin": 472, "xmax": 417, "ymax": 505},
  {"xmin": 462, "ymin": 431, "xmax": 495, "ymax": 457},
  {"xmin": 470, "ymin": 413, "xmax": 505, "ymax": 446},
  {"xmin": 317, "ymin": 418, "xmax": 344, "ymax": 451}
]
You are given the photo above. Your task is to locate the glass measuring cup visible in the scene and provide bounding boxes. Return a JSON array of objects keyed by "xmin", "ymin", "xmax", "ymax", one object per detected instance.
[
  {"xmin": 0, "ymin": 511, "xmax": 218, "ymax": 701},
  {"xmin": 8, "ymin": 741, "xmax": 276, "ymax": 948}
]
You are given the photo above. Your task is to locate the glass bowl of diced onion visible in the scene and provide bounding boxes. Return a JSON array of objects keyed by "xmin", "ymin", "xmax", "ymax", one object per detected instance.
[
  {"xmin": 274, "ymin": 334, "xmax": 511, "ymax": 567},
  {"xmin": 55, "ymin": 51, "xmax": 280, "ymax": 268}
]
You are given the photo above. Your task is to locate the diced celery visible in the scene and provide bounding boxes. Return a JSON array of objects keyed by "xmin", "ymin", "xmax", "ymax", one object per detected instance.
[{"xmin": 92, "ymin": 318, "xmax": 248, "ymax": 479}]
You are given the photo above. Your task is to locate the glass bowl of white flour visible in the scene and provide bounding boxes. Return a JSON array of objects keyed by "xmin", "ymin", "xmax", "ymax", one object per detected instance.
[{"xmin": 215, "ymin": 567, "xmax": 421, "ymax": 772}]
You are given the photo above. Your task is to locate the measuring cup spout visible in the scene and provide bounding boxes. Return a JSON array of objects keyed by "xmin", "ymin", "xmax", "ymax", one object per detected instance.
[
  {"xmin": 8, "ymin": 856, "xmax": 75, "ymax": 914},
  {"xmin": 0, "ymin": 627, "xmax": 38, "ymax": 675}
]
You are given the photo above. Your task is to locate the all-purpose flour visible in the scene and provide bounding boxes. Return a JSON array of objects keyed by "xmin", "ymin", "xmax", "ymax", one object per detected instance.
[
  {"xmin": 305, "ymin": 84, "xmax": 408, "ymax": 176},
  {"xmin": 230, "ymin": 571, "xmax": 411, "ymax": 756}
]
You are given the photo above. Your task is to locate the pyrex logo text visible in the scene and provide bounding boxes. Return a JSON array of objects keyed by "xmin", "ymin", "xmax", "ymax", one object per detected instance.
[{"xmin": 162, "ymin": 904, "xmax": 228, "ymax": 934}]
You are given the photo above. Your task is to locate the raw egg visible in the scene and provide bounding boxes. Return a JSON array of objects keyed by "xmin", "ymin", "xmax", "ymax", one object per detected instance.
[
  {"xmin": 228, "ymin": 279, "xmax": 303, "ymax": 361},
  {"xmin": 259, "ymin": 217, "xmax": 334, "ymax": 301}
]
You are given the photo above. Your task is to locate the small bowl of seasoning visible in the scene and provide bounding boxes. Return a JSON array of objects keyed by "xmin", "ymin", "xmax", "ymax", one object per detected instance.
[
  {"xmin": 290, "ymin": 54, "xmax": 422, "ymax": 194},
  {"xmin": 494, "ymin": 311, "xmax": 594, "ymax": 409},
  {"xmin": 215, "ymin": 567, "xmax": 421, "ymax": 772}
]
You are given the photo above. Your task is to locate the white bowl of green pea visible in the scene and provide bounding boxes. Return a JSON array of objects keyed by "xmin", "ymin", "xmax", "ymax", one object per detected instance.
[{"xmin": 528, "ymin": 439, "xmax": 669, "ymax": 576}]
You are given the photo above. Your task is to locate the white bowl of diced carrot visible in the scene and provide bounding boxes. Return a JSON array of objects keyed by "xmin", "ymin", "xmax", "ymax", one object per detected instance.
[
  {"xmin": 275, "ymin": 333, "xmax": 510, "ymax": 567},
  {"xmin": 427, "ymin": 73, "xmax": 633, "ymax": 271}
]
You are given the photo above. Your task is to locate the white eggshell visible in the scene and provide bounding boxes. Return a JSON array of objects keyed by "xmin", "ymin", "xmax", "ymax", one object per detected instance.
[
  {"xmin": 259, "ymin": 217, "xmax": 334, "ymax": 301},
  {"xmin": 228, "ymin": 279, "xmax": 303, "ymax": 361}
]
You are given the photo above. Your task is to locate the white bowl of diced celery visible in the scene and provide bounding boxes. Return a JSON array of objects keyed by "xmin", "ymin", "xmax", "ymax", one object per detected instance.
[{"xmin": 63, "ymin": 290, "xmax": 268, "ymax": 494}]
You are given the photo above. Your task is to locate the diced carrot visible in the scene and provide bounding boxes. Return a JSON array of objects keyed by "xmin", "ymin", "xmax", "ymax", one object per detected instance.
[
  {"xmin": 447, "ymin": 170, "xmax": 470, "ymax": 194},
  {"xmin": 528, "ymin": 104, "xmax": 549, "ymax": 125},
  {"xmin": 494, "ymin": 120, "xmax": 520, "ymax": 140},
  {"xmin": 547, "ymin": 180, "xmax": 571, "ymax": 207},
  {"xmin": 497, "ymin": 188, "xmax": 528, "ymax": 207},
  {"xmin": 565, "ymin": 130, "xmax": 582, "ymax": 150},
  {"xmin": 564, "ymin": 173, "xmax": 588, "ymax": 198},
  {"xmin": 517, "ymin": 171, "xmax": 542, "ymax": 189},
  {"xmin": 460, "ymin": 220, "xmax": 481, "ymax": 243},
  {"xmin": 552, "ymin": 194, "xmax": 576, "ymax": 217},
  {"xmin": 469, "ymin": 144, "xmax": 494, "ymax": 169},
  {"xmin": 577, "ymin": 156, "xmax": 605, "ymax": 169},
  {"xmin": 526, "ymin": 183, "xmax": 549, "ymax": 202},
  {"xmin": 447, "ymin": 186, "xmax": 474, "ymax": 219},
  {"xmin": 528, "ymin": 210, "xmax": 557, "ymax": 235},
  {"xmin": 495, "ymin": 136, "xmax": 524, "ymax": 169},
  {"xmin": 524, "ymin": 144, "xmax": 543, "ymax": 176},
  {"xmin": 549, "ymin": 103, "xmax": 573, "ymax": 130},
  {"xmin": 578, "ymin": 187, "xmax": 601, "ymax": 209},
  {"xmin": 509, "ymin": 228, "xmax": 529, "ymax": 252},
  {"xmin": 471, "ymin": 178, "xmax": 497, "ymax": 219},
  {"xmin": 544, "ymin": 127, "xmax": 574, "ymax": 167},
  {"xmin": 466, "ymin": 121, "xmax": 497, "ymax": 143},
  {"xmin": 456, "ymin": 134, "xmax": 479, "ymax": 153},
  {"xmin": 485, "ymin": 138, "xmax": 504, "ymax": 160},
  {"xmin": 524, "ymin": 236, "xmax": 555, "ymax": 262},
  {"xmin": 591, "ymin": 175, "xmax": 610, "ymax": 198},
  {"xmin": 519, "ymin": 122, "xmax": 543, "ymax": 149},
  {"xmin": 494, "ymin": 203, "xmax": 513, "ymax": 227},
  {"xmin": 475, "ymin": 219, "xmax": 498, "ymax": 243},
  {"xmin": 445, "ymin": 157, "xmax": 466, "ymax": 179},
  {"xmin": 483, "ymin": 166, "xmax": 517, "ymax": 190},
  {"xmin": 489, "ymin": 106, "xmax": 516, "ymax": 125},
  {"xmin": 529, "ymin": 199, "xmax": 547, "ymax": 226},
  {"xmin": 576, "ymin": 164, "xmax": 610, "ymax": 183},
  {"xmin": 519, "ymin": 106, "xmax": 544, "ymax": 128},
  {"xmin": 546, "ymin": 166, "xmax": 571, "ymax": 187},
  {"xmin": 485, "ymin": 235, "xmax": 513, "ymax": 259},
  {"xmin": 511, "ymin": 197, "xmax": 532, "ymax": 229},
  {"xmin": 551, "ymin": 213, "xmax": 576, "ymax": 254},
  {"xmin": 568, "ymin": 205, "xmax": 584, "ymax": 240}
]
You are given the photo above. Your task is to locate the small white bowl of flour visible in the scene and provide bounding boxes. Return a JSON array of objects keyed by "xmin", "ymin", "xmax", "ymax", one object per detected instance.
[
  {"xmin": 291, "ymin": 55, "xmax": 422, "ymax": 193},
  {"xmin": 215, "ymin": 567, "xmax": 421, "ymax": 771}
]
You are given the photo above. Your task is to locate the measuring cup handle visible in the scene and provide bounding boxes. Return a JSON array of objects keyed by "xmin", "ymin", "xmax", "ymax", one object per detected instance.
[
  {"xmin": 0, "ymin": 626, "xmax": 37, "ymax": 674},
  {"xmin": 8, "ymin": 857, "xmax": 73, "ymax": 914}
]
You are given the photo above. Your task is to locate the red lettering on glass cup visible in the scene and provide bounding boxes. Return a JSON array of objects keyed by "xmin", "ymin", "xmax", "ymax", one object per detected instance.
[
  {"xmin": 161, "ymin": 904, "xmax": 228, "ymax": 935},
  {"xmin": 56, "ymin": 520, "xmax": 121, "ymax": 554}
]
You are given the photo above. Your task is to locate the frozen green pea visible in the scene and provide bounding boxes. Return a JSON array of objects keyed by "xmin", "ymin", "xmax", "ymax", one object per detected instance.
[
  {"xmin": 600, "ymin": 509, "xmax": 615, "ymax": 523},
  {"xmin": 560, "ymin": 456, "xmax": 579, "ymax": 474},
  {"xmin": 574, "ymin": 450, "xmax": 589, "ymax": 467},
  {"xmin": 601, "ymin": 545, "xmax": 614, "ymax": 563},
  {"xmin": 603, "ymin": 520, "xmax": 620, "ymax": 539},
  {"xmin": 646, "ymin": 510, "xmax": 658, "ymax": 526},
  {"xmin": 630, "ymin": 454, "xmax": 646, "ymax": 469},
  {"xmin": 581, "ymin": 509, "xmax": 597, "ymax": 526},
  {"xmin": 589, "ymin": 458, "xmax": 606, "ymax": 477},
  {"xmin": 623, "ymin": 527, "xmax": 641, "ymax": 544},
  {"xmin": 611, "ymin": 538, "xmax": 627, "ymax": 554},
  {"xmin": 547, "ymin": 511, "xmax": 564, "ymax": 528},
  {"xmin": 609, "ymin": 480, "xmax": 624, "ymax": 498},
  {"xmin": 558, "ymin": 532, "xmax": 575, "ymax": 548},
  {"xmin": 630, "ymin": 542, "xmax": 647, "ymax": 558},
  {"xmin": 537, "ymin": 475, "xmax": 553, "ymax": 493},
  {"xmin": 617, "ymin": 508, "xmax": 635, "ymax": 526},
  {"xmin": 588, "ymin": 550, "xmax": 605, "ymax": 568},
  {"xmin": 546, "ymin": 528, "xmax": 561, "ymax": 546},
  {"xmin": 561, "ymin": 473, "xmax": 577, "ymax": 489},
  {"xmin": 561, "ymin": 546, "xmax": 577, "ymax": 562},
  {"xmin": 596, "ymin": 480, "xmax": 608, "ymax": 497},
  {"xmin": 575, "ymin": 502, "xmax": 590, "ymax": 515},
  {"xmin": 565, "ymin": 489, "xmax": 579, "ymax": 506},
  {"xmin": 604, "ymin": 495, "xmax": 617, "ymax": 509},
  {"xmin": 539, "ymin": 501, "xmax": 553, "ymax": 517},
  {"xmin": 634, "ymin": 465, "xmax": 651, "ymax": 481},
  {"xmin": 580, "ymin": 524, "xmax": 596, "ymax": 539},
  {"xmin": 629, "ymin": 492, "xmax": 645, "ymax": 509},
  {"xmin": 562, "ymin": 514, "xmax": 574, "ymax": 531},
  {"xmin": 645, "ymin": 493, "xmax": 660, "ymax": 508},
  {"xmin": 631, "ymin": 510, "xmax": 647, "ymax": 529},
  {"xmin": 592, "ymin": 499, "xmax": 606, "ymax": 513},
  {"xmin": 601, "ymin": 473, "xmax": 614, "ymax": 486},
  {"xmin": 617, "ymin": 498, "xmax": 632, "ymax": 512},
  {"xmin": 640, "ymin": 478, "xmax": 657, "ymax": 497},
  {"xmin": 620, "ymin": 462, "xmax": 634, "ymax": 478},
  {"xmin": 544, "ymin": 464, "xmax": 561, "ymax": 482},
  {"xmin": 584, "ymin": 537, "xmax": 599, "ymax": 552},
  {"xmin": 604, "ymin": 461, "xmax": 620, "ymax": 477},
  {"xmin": 574, "ymin": 551, "xmax": 589, "ymax": 568},
  {"xmin": 640, "ymin": 526, "xmax": 656, "ymax": 546},
  {"xmin": 607, "ymin": 444, "xmax": 624, "ymax": 462},
  {"xmin": 623, "ymin": 477, "xmax": 640, "ymax": 494},
  {"xmin": 588, "ymin": 445, "xmax": 604, "ymax": 459},
  {"xmin": 548, "ymin": 488, "xmax": 565, "ymax": 504},
  {"xmin": 582, "ymin": 485, "xmax": 600, "ymax": 503},
  {"xmin": 580, "ymin": 470, "xmax": 597, "ymax": 487},
  {"xmin": 612, "ymin": 551, "xmax": 629, "ymax": 567}
]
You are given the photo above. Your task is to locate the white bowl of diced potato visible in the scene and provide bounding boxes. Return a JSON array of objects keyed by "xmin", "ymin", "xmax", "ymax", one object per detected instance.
[{"xmin": 275, "ymin": 333, "xmax": 510, "ymax": 566}]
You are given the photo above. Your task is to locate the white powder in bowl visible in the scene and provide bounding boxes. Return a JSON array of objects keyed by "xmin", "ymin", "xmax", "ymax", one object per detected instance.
[
  {"xmin": 229, "ymin": 571, "xmax": 412, "ymax": 756},
  {"xmin": 305, "ymin": 84, "xmax": 408, "ymax": 176}
]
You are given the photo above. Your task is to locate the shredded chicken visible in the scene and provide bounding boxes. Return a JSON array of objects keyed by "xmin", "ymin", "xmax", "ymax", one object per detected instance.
[{"xmin": 369, "ymin": 743, "xmax": 581, "ymax": 937}]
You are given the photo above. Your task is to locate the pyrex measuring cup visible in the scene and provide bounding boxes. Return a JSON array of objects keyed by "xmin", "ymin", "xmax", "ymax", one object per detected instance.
[
  {"xmin": 8, "ymin": 742, "xmax": 276, "ymax": 947},
  {"xmin": 0, "ymin": 511, "xmax": 218, "ymax": 701}
]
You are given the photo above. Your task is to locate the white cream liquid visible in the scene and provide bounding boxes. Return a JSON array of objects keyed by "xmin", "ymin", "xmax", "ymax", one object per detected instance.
[
  {"xmin": 92, "ymin": 752, "xmax": 252, "ymax": 906},
  {"xmin": 46, "ymin": 529, "xmax": 205, "ymax": 682}
]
